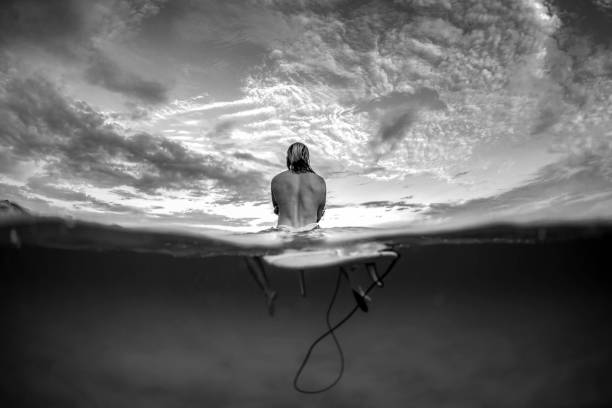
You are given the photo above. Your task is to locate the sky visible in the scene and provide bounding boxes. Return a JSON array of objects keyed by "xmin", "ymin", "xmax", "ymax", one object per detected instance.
[{"xmin": 1, "ymin": 0, "xmax": 612, "ymax": 232}]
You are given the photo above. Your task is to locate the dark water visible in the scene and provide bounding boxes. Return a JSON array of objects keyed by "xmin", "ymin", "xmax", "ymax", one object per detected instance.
[{"xmin": 1, "ymin": 219, "xmax": 612, "ymax": 407}]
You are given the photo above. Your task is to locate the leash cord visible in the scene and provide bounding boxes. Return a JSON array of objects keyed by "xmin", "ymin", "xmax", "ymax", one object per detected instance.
[{"xmin": 293, "ymin": 249, "xmax": 401, "ymax": 393}]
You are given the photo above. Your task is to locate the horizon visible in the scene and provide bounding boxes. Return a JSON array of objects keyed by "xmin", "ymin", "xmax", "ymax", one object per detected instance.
[{"xmin": 1, "ymin": 0, "xmax": 612, "ymax": 232}]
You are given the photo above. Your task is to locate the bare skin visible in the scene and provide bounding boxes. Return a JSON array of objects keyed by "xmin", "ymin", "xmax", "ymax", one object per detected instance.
[
  {"xmin": 246, "ymin": 170, "xmax": 326, "ymax": 316},
  {"xmin": 244, "ymin": 257, "xmax": 277, "ymax": 316},
  {"xmin": 271, "ymin": 170, "xmax": 326, "ymax": 228}
]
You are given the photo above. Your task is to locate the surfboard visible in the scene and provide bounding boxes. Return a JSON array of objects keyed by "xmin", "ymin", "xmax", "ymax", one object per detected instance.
[{"xmin": 262, "ymin": 242, "xmax": 397, "ymax": 270}]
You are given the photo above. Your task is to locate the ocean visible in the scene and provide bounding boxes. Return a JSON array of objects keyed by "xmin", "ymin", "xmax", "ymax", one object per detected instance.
[{"xmin": 1, "ymin": 216, "xmax": 612, "ymax": 407}]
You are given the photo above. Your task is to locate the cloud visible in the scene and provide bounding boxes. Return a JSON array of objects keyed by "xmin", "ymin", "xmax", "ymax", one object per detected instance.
[
  {"xmin": 357, "ymin": 88, "xmax": 447, "ymax": 150},
  {"xmin": 0, "ymin": 0, "xmax": 170, "ymax": 104},
  {"xmin": 243, "ymin": 0, "xmax": 564, "ymax": 177},
  {"xmin": 85, "ymin": 52, "xmax": 168, "ymax": 103},
  {"xmin": 359, "ymin": 200, "xmax": 426, "ymax": 211},
  {"xmin": 423, "ymin": 146, "xmax": 612, "ymax": 224},
  {"xmin": 357, "ymin": 88, "xmax": 447, "ymax": 113},
  {"xmin": 377, "ymin": 110, "xmax": 418, "ymax": 145},
  {"xmin": 548, "ymin": 0, "xmax": 612, "ymax": 44},
  {"xmin": 236, "ymin": 0, "xmax": 612, "ymax": 224},
  {"xmin": 0, "ymin": 0, "xmax": 168, "ymax": 49},
  {"xmin": 98, "ymin": 0, "xmax": 169, "ymax": 40},
  {"xmin": 0, "ymin": 198, "xmax": 30, "ymax": 215},
  {"xmin": 188, "ymin": 98, "xmax": 253, "ymax": 112},
  {"xmin": 217, "ymin": 106, "xmax": 276, "ymax": 121},
  {"xmin": 202, "ymin": 105, "xmax": 278, "ymax": 138},
  {"xmin": 0, "ymin": 0, "xmax": 87, "ymax": 56},
  {"xmin": 530, "ymin": 105, "xmax": 562, "ymax": 135},
  {"xmin": 123, "ymin": 0, "xmax": 294, "ymax": 100},
  {"xmin": 0, "ymin": 73, "xmax": 267, "ymax": 202},
  {"xmin": 207, "ymin": 120, "xmax": 236, "ymax": 139},
  {"xmin": 24, "ymin": 176, "xmax": 140, "ymax": 213},
  {"xmin": 232, "ymin": 152, "xmax": 278, "ymax": 168}
]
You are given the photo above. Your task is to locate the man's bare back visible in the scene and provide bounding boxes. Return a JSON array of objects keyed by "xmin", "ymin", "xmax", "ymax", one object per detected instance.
[
  {"xmin": 272, "ymin": 170, "xmax": 326, "ymax": 228},
  {"xmin": 272, "ymin": 142, "xmax": 326, "ymax": 229}
]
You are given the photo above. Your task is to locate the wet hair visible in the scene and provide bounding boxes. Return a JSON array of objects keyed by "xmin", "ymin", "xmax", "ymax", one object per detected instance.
[{"xmin": 286, "ymin": 142, "xmax": 315, "ymax": 173}]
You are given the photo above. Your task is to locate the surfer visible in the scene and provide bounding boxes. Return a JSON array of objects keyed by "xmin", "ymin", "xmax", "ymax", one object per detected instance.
[
  {"xmin": 272, "ymin": 142, "xmax": 326, "ymax": 231},
  {"xmin": 246, "ymin": 142, "xmax": 327, "ymax": 315}
]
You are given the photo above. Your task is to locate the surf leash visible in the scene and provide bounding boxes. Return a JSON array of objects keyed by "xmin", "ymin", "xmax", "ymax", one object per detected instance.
[{"xmin": 293, "ymin": 248, "xmax": 401, "ymax": 394}]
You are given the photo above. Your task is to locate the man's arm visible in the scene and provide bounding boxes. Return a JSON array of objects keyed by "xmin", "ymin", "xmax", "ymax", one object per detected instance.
[
  {"xmin": 316, "ymin": 178, "xmax": 326, "ymax": 222},
  {"xmin": 271, "ymin": 181, "xmax": 279, "ymax": 215}
]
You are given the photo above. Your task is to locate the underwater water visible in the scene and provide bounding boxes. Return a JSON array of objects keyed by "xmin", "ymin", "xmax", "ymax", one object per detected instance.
[{"xmin": 1, "ymin": 217, "xmax": 612, "ymax": 407}]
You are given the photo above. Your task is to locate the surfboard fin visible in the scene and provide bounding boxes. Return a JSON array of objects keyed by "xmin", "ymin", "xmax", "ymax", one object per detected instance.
[
  {"xmin": 339, "ymin": 266, "xmax": 370, "ymax": 312},
  {"xmin": 352, "ymin": 286, "xmax": 371, "ymax": 313},
  {"xmin": 366, "ymin": 262, "xmax": 384, "ymax": 287}
]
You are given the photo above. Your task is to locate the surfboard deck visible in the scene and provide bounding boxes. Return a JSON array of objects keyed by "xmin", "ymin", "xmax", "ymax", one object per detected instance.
[{"xmin": 262, "ymin": 242, "xmax": 397, "ymax": 269}]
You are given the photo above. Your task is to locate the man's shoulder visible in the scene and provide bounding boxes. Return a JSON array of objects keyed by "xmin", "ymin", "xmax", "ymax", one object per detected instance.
[
  {"xmin": 311, "ymin": 172, "xmax": 325, "ymax": 185},
  {"xmin": 272, "ymin": 171, "xmax": 324, "ymax": 185},
  {"xmin": 272, "ymin": 171, "xmax": 289, "ymax": 183},
  {"xmin": 304, "ymin": 173, "xmax": 325, "ymax": 192}
]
